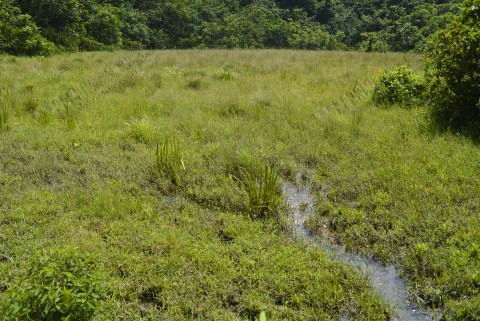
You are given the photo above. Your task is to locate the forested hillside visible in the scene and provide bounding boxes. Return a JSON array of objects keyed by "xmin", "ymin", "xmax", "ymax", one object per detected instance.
[{"xmin": 0, "ymin": 0, "xmax": 462, "ymax": 55}]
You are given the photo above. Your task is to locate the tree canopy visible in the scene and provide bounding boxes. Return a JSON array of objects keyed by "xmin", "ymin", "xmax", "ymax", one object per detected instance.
[
  {"xmin": 426, "ymin": 0, "xmax": 480, "ymax": 133},
  {"xmin": 0, "ymin": 0, "xmax": 463, "ymax": 55}
]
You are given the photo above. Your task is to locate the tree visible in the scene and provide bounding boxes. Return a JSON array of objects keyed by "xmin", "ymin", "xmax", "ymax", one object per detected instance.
[
  {"xmin": 201, "ymin": 3, "xmax": 290, "ymax": 48},
  {"xmin": 16, "ymin": 0, "xmax": 88, "ymax": 50},
  {"xmin": 0, "ymin": 1, "xmax": 55, "ymax": 55},
  {"xmin": 116, "ymin": 6, "xmax": 150, "ymax": 49},
  {"xmin": 426, "ymin": 0, "xmax": 480, "ymax": 132},
  {"xmin": 86, "ymin": 5, "xmax": 122, "ymax": 47},
  {"xmin": 16, "ymin": 0, "xmax": 84, "ymax": 30}
]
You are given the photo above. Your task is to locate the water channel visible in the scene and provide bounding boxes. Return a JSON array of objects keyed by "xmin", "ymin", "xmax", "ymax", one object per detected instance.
[{"xmin": 283, "ymin": 173, "xmax": 440, "ymax": 321}]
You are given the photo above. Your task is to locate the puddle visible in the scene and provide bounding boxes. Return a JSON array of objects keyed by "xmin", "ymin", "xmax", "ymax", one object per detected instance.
[{"xmin": 283, "ymin": 173, "xmax": 440, "ymax": 321}]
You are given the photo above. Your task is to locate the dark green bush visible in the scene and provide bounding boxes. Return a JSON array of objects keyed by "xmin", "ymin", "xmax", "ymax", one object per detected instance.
[
  {"xmin": 86, "ymin": 6, "xmax": 122, "ymax": 47},
  {"xmin": 372, "ymin": 66, "xmax": 425, "ymax": 107},
  {"xmin": 0, "ymin": 248, "xmax": 103, "ymax": 321},
  {"xmin": 0, "ymin": 2, "xmax": 55, "ymax": 56},
  {"xmin": 426, "ymin": 0, "xmax": 480, "ymax": 132}
]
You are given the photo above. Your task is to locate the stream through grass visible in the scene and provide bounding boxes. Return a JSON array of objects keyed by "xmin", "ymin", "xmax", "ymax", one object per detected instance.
[{"xmin": 283, "ymin": 173, "xmax": 441, "ymax": 321}]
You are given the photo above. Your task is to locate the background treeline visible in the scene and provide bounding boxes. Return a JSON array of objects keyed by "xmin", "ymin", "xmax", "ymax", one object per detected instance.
[{"xmin": 0, "ymin": 0, "xmax": 462, "ymax": 55}]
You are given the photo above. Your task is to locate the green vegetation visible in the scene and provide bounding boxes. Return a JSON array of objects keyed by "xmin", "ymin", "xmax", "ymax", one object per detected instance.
[
  {"xmin": 0, "ymin": 50, "xmax": 478, "ymax": 320},
  {"xmin": 0, "ymin": 248, "xmax": 103, "ymax": 320},
  {"xmin": 155, "ymin": 138, "xmax": 184, "ymax": 186},
  {"xmin": 426, "ymin": 0, "xmax": 480, "ymax": 134},
  {"xmin": 0, "ymin": 1, "xmax": 54, "ymax": 56},
  {"xmin": 243, "ymin": 165, "xmax": 282, "ymax": 219},
  {"xmin": 372, "ymin": 66, "xmax": 425, "ymax": 107},
  {"xmin": 0, "ymin": 104, "xmax": 8, "ymax": 130},
  {"xmin": 0, "ymin": 0, "xmax": 462, "ymax": 55}
]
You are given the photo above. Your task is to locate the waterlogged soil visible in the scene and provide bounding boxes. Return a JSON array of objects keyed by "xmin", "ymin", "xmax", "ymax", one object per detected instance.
[{"xmin": 283, "ymin": 173, "xmax": 441, "ymax": 321}]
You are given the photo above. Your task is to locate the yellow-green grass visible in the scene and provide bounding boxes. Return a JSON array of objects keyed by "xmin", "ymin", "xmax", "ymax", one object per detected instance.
[{"xmin": 0, "ymin": 50, "xmax": 477, "ymax": 320}]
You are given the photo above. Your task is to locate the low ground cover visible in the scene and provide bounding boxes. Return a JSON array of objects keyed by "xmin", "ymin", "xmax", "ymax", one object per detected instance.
[{"xmin": 0, "ymin": 50, "xmax": 477, "ymax": 320}]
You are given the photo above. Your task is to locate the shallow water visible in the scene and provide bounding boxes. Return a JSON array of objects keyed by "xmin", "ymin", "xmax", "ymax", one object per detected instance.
[{"xmin": 283, "ymin": 173, "xmax": 440, "ymax": 321}]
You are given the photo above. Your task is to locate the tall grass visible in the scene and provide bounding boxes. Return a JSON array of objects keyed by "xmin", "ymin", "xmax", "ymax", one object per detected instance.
[
  {"xmin": 155, "ymin": 138, "xmax": 184, "ymax": 185},
  {"xmin": 62, "ymin": 101, "xmax": 77, "ymax": 129},
  {"xmin": 244, "ymin": 165, "xmax": 282, "ymax": 219},
  {"xmin": 0, "ymin": 103, "xmax": 7, "ymax": 129},
  {"xmin": 124, "ymin": 116, "xmax": 156, "ymax": 144}
]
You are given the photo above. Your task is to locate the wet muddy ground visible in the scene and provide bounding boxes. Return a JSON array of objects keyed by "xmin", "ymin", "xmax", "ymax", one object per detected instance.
[{"xmin": 283, "ymin": 173, "xmax": 440, "ymax": 321}]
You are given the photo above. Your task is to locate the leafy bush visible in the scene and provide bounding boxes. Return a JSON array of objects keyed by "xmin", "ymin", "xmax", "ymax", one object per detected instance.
[
  {"xmin": 0, "ymin": 248, "xmax": 103, "ymax": 321},
  {"xmin": 426, "ymin": 0, "xmax": 480, "ymax": 132},
  {"xmin": 0, "ymin": 2, "xmax": 55, "ymax": 56},
  {"xmin": 372, "ymin": 66, "xmax": 425, "ymax": 107},
  {"xmin": 287, "ymin": 22, "xmax": 336, "ymax": 50},
  {"xmin": 186, "ymin": 76, "xmax": 204, "ymax": 89}
]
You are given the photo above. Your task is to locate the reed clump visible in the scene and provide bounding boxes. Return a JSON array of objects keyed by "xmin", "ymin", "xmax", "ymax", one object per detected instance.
[
  {"xmin": 243, "ymin": 165, "xmax": 282, "ymax": 219},
  {"xmin": 155, "ymin": 138, "xmax": 185, "ymax": 185}
]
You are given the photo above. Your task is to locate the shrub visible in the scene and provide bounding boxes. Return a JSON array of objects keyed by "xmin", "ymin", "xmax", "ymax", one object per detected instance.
[
  {"xmin": 372, "ymin": 66, "xmax": 425, "ymax": 107},
  {"xmin": 0, "ymin": 248, "xmax": 103, "ymax": 321},
  {"xmin": 425, "ymin": 0, "xmax": 480, "ymax": 132}
]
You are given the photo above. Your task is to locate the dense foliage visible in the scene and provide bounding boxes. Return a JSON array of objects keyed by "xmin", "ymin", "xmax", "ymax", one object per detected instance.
[
  {"xmin": 0, "ymin": 1, "xmax": 54, "ymax": 55},
  {"xmin": 0, "ymin": 0, "xmax": 462, "ymax": 55},
  {"xmin": 0, "ymin": 248, "xmax": 103, "ymax": 320},
  {"xmin": 372, "ymin": 65, "xmax": 425, "ymax": 106},
  {"xmin": 426, "ymin": 0, "xmax": 480, "ymax": 132}
]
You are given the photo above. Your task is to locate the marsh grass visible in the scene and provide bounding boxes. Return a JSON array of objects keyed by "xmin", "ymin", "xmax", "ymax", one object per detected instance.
[
  {"xmin": 186, "ymin": 76, "xmax": 204, "ymax": 89},
  {"xmin": 219, "ymin": 101, "xmax": 246, "ymax": 118},
  {"xmin": 61, "ymin": 101, "xmax": 78, "ymax": 129},
  {"xmin": 0, "ymin": 103, "xmax": 8, "ymax": 129},
  {"xmin": 23, "ymin": 97, "xmax": 38, "ymax": 114},
  {"xmin": 150, "ymin": 72, "xmax": 163, "ymax": 89},
  {"xmin": 0, "ymin": 50, "xmax": 477, "ymax": 320},
  {"xmin": 243, "ymin": 165, "xmax": 282, "ymax": 219},
  {"xmin": 36, "ymin": 106, "xmax": 54, "ymax": 126},
  {"xmin": 124, "ymin": 116, "xmax": 156, "ymax": 144},
  {"xmin": 155, "ymin": 138, "xmax": 184, "ymax": 185}
]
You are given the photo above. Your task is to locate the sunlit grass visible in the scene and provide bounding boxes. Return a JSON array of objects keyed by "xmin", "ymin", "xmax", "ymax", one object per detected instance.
[
  {"xmin": 0, "ymin": 50, "xmax": 477, "ymax": 320},
  {"xmin": 155, "ymin": 138, "xmax": 184, "ymax": 186}
]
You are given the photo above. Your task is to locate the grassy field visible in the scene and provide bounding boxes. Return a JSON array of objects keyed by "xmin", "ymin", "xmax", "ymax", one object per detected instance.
[{"xmin": 0, "ymin": 50, "xmax": 478, "ymax": 320}]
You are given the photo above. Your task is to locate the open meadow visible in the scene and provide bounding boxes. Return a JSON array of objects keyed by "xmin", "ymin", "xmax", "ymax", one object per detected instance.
[{"xmin": 0, "ymin": 50, "xmax": 478, "ymax": 320}]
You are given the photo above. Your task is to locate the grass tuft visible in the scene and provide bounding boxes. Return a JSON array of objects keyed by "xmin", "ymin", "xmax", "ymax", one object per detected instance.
[
  {"xmin": 186, "ymin": 77, "xmax": 204, "ymax": 89},
  {"xmin": 243, "ymin": 165, "xmax": 282, "ymax": 219},
  {"xmin": 0, "ymin": 103, "xmax": 8, "ymax": 130},
  {"xmin": 124, "ymin": 116, "xmax": 156, "ymax": 144},
  {"xmin": 155, "ymin": 138, "xmax": 185, "ymax": 185},
  {"xmin": 214, "ymin": 68, "xmax": 237, "ymax": 80}
]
